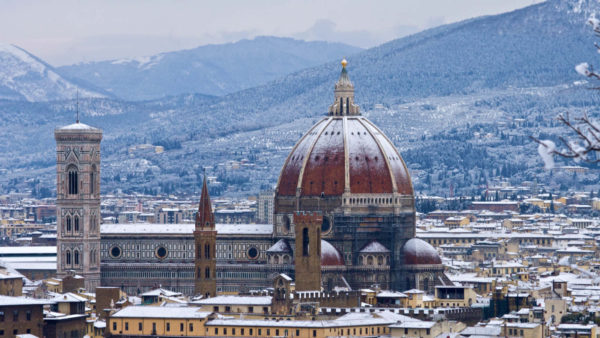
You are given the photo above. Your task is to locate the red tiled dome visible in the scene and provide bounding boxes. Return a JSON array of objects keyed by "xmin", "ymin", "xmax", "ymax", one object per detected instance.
[
  {"xmin": 321, "ymin": 240, "xmax": 344, "ymax": 266},
  {"xmin": 403, "ymin": 238, "xmax": 442, "ymax": 265},
  {"xmin": 276, "ymin": 116, "xmax": 412, "ymax": 197}
]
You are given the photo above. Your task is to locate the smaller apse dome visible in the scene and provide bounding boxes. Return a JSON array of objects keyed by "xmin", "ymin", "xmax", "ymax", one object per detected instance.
[
  {"xmin": 403, "ymin": 238, "xmax": 442, "ymax": 265},
  {"xmin": 321, "ymin": 240, "xmax": 344, "ymax": 266}
]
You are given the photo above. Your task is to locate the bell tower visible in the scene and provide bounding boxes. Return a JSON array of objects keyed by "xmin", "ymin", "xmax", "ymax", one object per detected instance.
[
  {"xmin": 294, "ymin": 211, "xmax": 322, "ymax": 291},
  {"xmin": 194, "ymin": 176, "xmax": 217, "ymax": 297},
  {"xmin": 55, "ymin": 121, "xmax": 102, "ymax": 291}
]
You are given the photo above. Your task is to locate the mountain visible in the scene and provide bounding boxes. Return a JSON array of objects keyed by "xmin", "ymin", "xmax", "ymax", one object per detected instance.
[
  {"xmin": 128, "ymin": 0, "xmax": 600, "ymax": 144},
  {"xmin": 57, "ymin": 37, "xmax": 363, "ymax": 100},
  {"xmin": 0, "ymin": 44, "xmax": 107, "ymax": 102},
  {"xmin": 2, "ymin": 0, "xmax": 600, "ymax": 197}
]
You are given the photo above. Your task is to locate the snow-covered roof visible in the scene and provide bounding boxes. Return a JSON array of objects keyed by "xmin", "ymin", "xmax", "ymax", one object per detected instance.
[
  {"xmin": 57, "ymin": 122, "xmax": 100, "ymax": 131},
  {"xmin": 100, "ymin": 223, "xmax": 272, "ymax": 235},
  {"xmin": 141, "ymin": 288, "xmax": 182, "ymax": 297},
  {"xmin": 267, "ymin": 239, "xmax": 291, "ymax": 253},
  {"xmin": 0, "ymin": 295, "xmax": 53, "ymax": 306},
  {"xmin": 376, "ymin": 290, "xmax": 407, "ymax": 298},
  {"xmin": 0, "ymin": 246, "xmax": 56, "ymax": 255},
  {"xmin": 389, "ymin": 321, "xmax": 436, "ymax": 329},
  {"xmin": 52, "ymin": 293, "xmax": 88, "ymax": 303},
  {"xmin": 93, "ymin": 321, "xmax": 106, "ymax": 329},
  {"xmin": 13, "ymin": 262, "xmax": 56, "ymax": 270},
  {"xmin": 360, "ymin": 241, "xmax": 390, "ymax": 253},
  {"xmin": 460, "ymin": 326, "xmax": 501, "ymax": 336},
  {"xmin": 278, "ymin": 274, "xmax": 292, "ymax": 281},
  {"xmin": 112, "ymin": 306, "xmax": 211, "ymax": 319}
]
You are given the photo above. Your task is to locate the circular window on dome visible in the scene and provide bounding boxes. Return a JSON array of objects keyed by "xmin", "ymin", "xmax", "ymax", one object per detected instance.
[
  {"xmin": 321, "ymin": 217, "xmax": 332, "ymax": 234},
  {"xmin": 155, "ymin": 246, "xmax": 168, "ymax": 259},
  {"xmin": 247, "ymin": 247, "xmax": 259, "ymax": 259},
  {"xmin": 110, "ymin": 246, "xmax": 121, "ymax": 258}
]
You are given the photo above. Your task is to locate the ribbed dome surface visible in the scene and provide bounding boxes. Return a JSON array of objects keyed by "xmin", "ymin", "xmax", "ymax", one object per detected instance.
[
  {"xmin": 276, "ymin": 116, "xmax": 412, "ymax": 197},
  {"xmin": 321, "ymin": 240, "xmax": 344, "ymax": 266},
  {"xmin": 403, "ymin": 238, "xmax": 442, "ymax": 265}
]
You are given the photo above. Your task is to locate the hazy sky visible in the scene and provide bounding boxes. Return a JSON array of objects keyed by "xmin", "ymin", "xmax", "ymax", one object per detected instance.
[{"xmin": 2, "ymin": 0, "xmax": 544, "ymax": 66}]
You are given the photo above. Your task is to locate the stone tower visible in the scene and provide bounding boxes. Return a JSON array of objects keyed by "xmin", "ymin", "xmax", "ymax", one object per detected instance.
[
  {"xmin": 194, "ymin": 176, "xmax": 217, "ymax": 297},
  {"xmin": 294, "ymin": 212, "xmax": 322, "ymax": 291},
  {"xmin": 55, "ymin": 121, "xmax": 102, "ymax": 291}
]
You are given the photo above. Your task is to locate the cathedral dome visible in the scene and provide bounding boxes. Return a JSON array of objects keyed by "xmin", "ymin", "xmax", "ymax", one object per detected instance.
[
  {"xmin": 276, "ymin": 61, "xmax": 412, "ymax": 199},
  {"xmin": 403, "ymin": 238, "xmax": 442, "ymax": 265},
  {"xmin": 321, "ymin": 240, "xmax": 344, "ymax": 266}
]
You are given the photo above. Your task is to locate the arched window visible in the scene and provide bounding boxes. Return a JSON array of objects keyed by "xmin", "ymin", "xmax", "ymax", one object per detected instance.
[
  {"xmin": 367, "ymin": 255, "xmax": 374, "ymax": 265},
  {"xmin": 197, "ymin": 246, "xmax": 202, "ymax": 259},
  {"xmin": 74, "ymin": 250, "xmax": 80, "ymax": 265},
  {"xmin": 358, "ymin": 256, "xmax": 364, "ymax": 265},
  {"xmin": 346, "ymin": 97, "xmax": 350, "ymax": 114},
  {"xmin": 302, "ymin": 228, "xmax": 309, "ymax": 256},
  {"xmin": 66, "ymin": 216, "xmax": 72, "ymax": 232},
  {"xmin": 74, "ymin": 215, "xmax": 79, "ymax": 232},
  {"xmin": 67, "ymin": 165, "xmax": 78, "ymax": 195},
  {"xmin": 90, "ymin": 165, "xmax": 96, "ymax": 195},
  {"xmin": 205, "ymin": 267, "xmax": 210, "ymax": 279},
  {"xmin": 378, "ymin": 255, "xmax": 383, "ymax": 266},
  {"xmin": 66, "ymin": 250, "xmax": 71, "ymax": 265},
  {"xmin": 204, "ymin": 244, "xmax": 210, "ymax": 259}
]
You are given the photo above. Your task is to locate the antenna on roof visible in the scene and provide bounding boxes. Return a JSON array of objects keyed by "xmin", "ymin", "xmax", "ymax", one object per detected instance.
[{"xmin": 76, "ymin": 89, "xmax": 80, "ymax": 123}]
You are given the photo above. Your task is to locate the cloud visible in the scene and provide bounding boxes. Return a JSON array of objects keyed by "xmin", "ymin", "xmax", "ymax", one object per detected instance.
[{"xmin": 293, "ymin": 19, "xmax": 421, "ymax": 49}]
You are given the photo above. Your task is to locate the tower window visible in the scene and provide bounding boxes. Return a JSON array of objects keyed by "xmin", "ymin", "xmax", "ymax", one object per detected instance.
[
  {"xmin": 302, "ymin": 228, "xmax": 309, "ymax": 256},
  {"xmin": 67, "ymin": 166, "xmax": 78, "ymax": 195},
  {"xmin": 205, "ymin": 267, "xmax": 210, "ymax": 279},
  {"xmin": 204, "ymin": 244, "xmax": 210, "ymax": 259},
  {"xmin": 66, "ymin": 250, "xmax": 71, "ymax": 265},
  {"xmin": 90, "ymin": 171, "xmax": 94, "ymax": 194},
  {"xmin": 74, "ymin": 215, "xmax": 79, "ymax": 232},
  {"xmin": 74, "ymin": 250, "xmax": 79, "ymax": 265},
  {"xmin": 66, "ymin": 216, "xmax": 72, "ymax": 232}
]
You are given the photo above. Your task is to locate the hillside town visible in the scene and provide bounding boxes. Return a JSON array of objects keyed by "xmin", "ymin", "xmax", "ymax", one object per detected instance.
[
  {"xmin": 2, "ymin": 182, "xmax": 600, "ymax": 337},
  {"xmin": 6, "ymin": 1, "xmax": 600, "ymax": 337}
]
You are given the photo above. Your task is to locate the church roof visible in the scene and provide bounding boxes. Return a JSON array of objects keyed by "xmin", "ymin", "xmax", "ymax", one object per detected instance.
[
  {"xmin": 321, "ymin": 240, "xmax": 344, "ymax": 266},
  {"xmin": 403, "ymin": 238, "xmax": 442, "ymax": 265},
  {"xmin": 359, "ymin": 241, "xmax": 390, "ymax": 253},
  {"xmin": 336, "ymin": 59, "xmax": 353, "ymax": 87},
  {"xmin": 100, "ymin": 223, "xmax": 272, "ymax": 235},
  {"xmin": 58, "ymin": 122, "xmax": 99, "ymax": 131},
  {"xmin": 276, "ymin": 60, "xmax": 412, "ymax": 198},
  {"xmin": 267, "ymin": 239, "xmax": 292, "ymax": 253}
]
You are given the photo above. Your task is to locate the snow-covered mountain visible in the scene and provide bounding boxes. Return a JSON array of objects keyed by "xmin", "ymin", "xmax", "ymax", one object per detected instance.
[
  {"xmin": 1, "ymin": 0, "xmax": 600, "ymax": 196},
  {"xmin": 0, "ymin": 44, "xmax": 107, "ymax": 102},
  {"xmin": 58, "ymin": 37, "xmax": 362, "ymax": 100}
]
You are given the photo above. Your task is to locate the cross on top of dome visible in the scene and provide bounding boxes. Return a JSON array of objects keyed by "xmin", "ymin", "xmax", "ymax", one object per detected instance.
[{"xmin": 329, "ymin": 59, "xmax": 360, "ymax": 116}]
